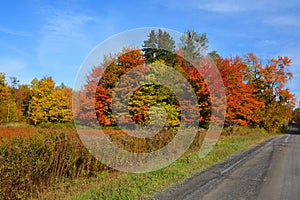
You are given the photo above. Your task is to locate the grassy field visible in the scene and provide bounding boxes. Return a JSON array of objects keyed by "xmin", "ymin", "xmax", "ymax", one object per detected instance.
[
  {"xmin": 0, "ymin": 126, "xmax": 282, "ymax": 199},
  {"xmin": 69, "ymin": 128, "xmax": 279, "ymax": 200},
  {"xmin": 0, "ymin": 127, "xmax": 36, "ymax": 139}
]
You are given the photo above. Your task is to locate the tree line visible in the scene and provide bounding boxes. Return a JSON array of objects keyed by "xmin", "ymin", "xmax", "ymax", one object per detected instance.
[
  {"xmin": 0, "ymin": 29, "xmax": 296, "ymax": 130},
  {"xmin": 293, "ymin": 107, "xmax": 300, "ymax": 128},
  {"xmin": 0, "ymin": 74, "xmax": 73, "ymax": 126},
  {"xmin": 76, "ymin": 29, "xmax": 295, "ymax": 131}
]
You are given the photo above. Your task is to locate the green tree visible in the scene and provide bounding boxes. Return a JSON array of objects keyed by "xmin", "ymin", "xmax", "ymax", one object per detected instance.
[
  {"xmin": 142, "ymin": 29, "xmax": 176, "ymax": 65},
  {"xmin": 9, "ymin": 77, "xmax": 19, "ymax": 96},
  {"xmin": 126, "ymin": 60, "xmax": 181, "ymax": 128},
  {"xmin": 208, "ymin": 50, "xmax": 221, "ymax": 60},
  {"xmin": 0, "ymin": 72, "xmax": 20, "ymax": 123},
  {"xmin": 178, "ymin": 30, "xmax": 208, "ymax": 63}
]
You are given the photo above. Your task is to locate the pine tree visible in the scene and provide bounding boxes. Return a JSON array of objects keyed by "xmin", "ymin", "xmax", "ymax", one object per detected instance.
[
  {"xmin": 142, "ymin": 29, "xmax": 176, "ymax": 66},
  {"xmin": 179, "ymin": 30, "xmax": 208, "ymax": 64}
]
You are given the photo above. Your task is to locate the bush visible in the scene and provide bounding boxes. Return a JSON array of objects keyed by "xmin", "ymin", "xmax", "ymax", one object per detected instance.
[
  {"xmin": 222, "ymin": 126, "xmax": 270, "ymax": 136},
  {"xmin": 0, "ymin": 126, "xmax": 277, "ymax": 199},
  {"xmin": 37, "ymin": 121, "xmax": 76, "ymax": 129},
  {"xmin": 0, "ymin": 129, "xmax": 107, "ymax": 199},
  {"xmin": 0, "ymin": 128, "xmax": 204, "ymax": 199}
]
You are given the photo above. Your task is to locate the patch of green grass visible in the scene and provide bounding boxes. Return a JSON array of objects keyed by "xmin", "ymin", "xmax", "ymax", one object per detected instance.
[{"xmin": 53, "ymin": 128, "xmax": 279, "ymax": 200}]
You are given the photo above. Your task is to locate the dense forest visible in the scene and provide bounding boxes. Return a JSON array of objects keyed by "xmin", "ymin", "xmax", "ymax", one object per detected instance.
[{"xmin": 0, "ymin": 29, "xmax": 296, "ymax": 131}]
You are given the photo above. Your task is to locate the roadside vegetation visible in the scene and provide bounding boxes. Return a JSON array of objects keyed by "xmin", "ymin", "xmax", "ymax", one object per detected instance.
[
  {"xmin": 0, "ymin": 29, "xmax": 296, "ymax": 199},
  {"xmin": 0, "ymin": 127, "xmax": 285, "ymax": 199},
  {"xmin": 69, "ymin": 127, "xmax": 280, "ymax": 200},
  {"xmin": 293, "ymin": 108, "xmax": 300, "ymax": 130}
]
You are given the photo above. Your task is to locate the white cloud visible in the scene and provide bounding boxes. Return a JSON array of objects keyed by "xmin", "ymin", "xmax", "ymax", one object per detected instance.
[
  {"xmin": 264, "ymin": 15, "xmax": 300, "ymax": 28},
  {"xmin": 198, "ymin": 0, "xmax": 300, "ymax": 13},
  {"xmin": 197, "ymin": 1, "xmax": 251, "ymax": 12},
  {"xmin": 0, "ymin": 59, "xmax": 44, "ymax": 85},
  {"xmin": 32, "ymin": 1, "xmax": 125, "ymax": 86},
  {"xmin": 158, "ymin": 0, "xmax": 299, "ymax": 13},
  {"xmin": 40, "ymin": 10, "xmax": 95, "ymax": 46},
  {"xmin": 0, "ymin": 59, "xmax": 26, "ymax": 74},
  {"xmin": 0, "ymin": 25, "xmax": 30, "ymax": 37},
  {"xmin": 0, "ymin": 25, "xmax": 18, "ymax": 35},
  {"xmin": 261, "ymin": 40, "xmax": 278, "ymax": 46},
  {"xmin": 36, "ymin": 8, "xmax": 96, "ymax": 75}
]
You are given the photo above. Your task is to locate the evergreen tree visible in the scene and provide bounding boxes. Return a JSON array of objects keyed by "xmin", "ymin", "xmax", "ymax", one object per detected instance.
[
  {"xmin": 179, "ymin": 30, "xmax": 208, "ymax": 63},
  {"xmin": 142, "ymin": 29, "xmax": 176, "ymax": 65}
]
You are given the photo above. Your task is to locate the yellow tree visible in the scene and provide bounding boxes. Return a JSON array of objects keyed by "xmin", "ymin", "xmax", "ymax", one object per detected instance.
[{"xmin": 28, "ymin": 77, "xmax": 72, "ymax": 125}]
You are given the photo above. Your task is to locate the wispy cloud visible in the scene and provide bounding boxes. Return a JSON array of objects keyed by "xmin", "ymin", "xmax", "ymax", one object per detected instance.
[
  {"xmin": 34, "ymin": 4, "xmax": 100, "ymax": 86},
  {"xmin": 0, "ymin": 42, "xmax": 31, "ymax": 58},
  {"xmin": 40, "ymin": 10, "xmax": 95, "ymax": 46},
  {"xmin": 197, "ymin": 1, "xmax": 252, "ymax": 13},
  {"xmin": 0, "ymin": 58, "xmax": 42, "ymax": 85},
  {"xmin": 158, "ymin": 0, "xmax": 299, "ymax": 13},
  {"xmin": 0, "ymin": 25, "xmax": 17, "ymax": 35},
  {"xmin": 36, "ymin": 7, "xmax": 96, "ymax": 63},
  {"xmin": 198, "ymin": 0, "xmax": 300, "ymax": 13},
  {"xmin": 264, "ymin": 15, "xmax": 300, "ymax": 28},
  {"xmin": 0, "ymin": 59, "xmax": 27, "ymax": 74},
  {"xmin": 0, "ymin": 25, "xmax": 30, "ymax": 37}
]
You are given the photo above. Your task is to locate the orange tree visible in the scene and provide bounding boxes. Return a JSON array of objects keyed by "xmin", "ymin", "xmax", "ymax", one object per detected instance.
[
  {"xmin": 80, "ymin": 30, "xmax": 296, "ymax": 132},
  {"xmin": 244, "ymin": 53, "xmax": 295, "ymax": 130},
  {"xmin": 216, "ymin": 56, "xmax": 262, "ymax": 127}
]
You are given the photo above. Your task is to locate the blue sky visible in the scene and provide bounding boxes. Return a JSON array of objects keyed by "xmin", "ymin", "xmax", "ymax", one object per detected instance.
[{"xmin": 0, "ymin": 0, "xmax": 299, "ymax": 103}]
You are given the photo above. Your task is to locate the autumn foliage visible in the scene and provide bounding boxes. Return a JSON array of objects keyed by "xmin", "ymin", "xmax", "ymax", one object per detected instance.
[
  {"xmin": 75, "ymin": 30, "xmax": 295, "ymax": 131},
  {"xmin": 216, "ymin": 57, "xmax": 262, "ymax": 126},
  {"xmin": 0, "ymin": 74, "xmax": 73, "ymax": 126},
  {"xmin": 0, "ymin": 30, "xmax": 296, "ymax": 131}
]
